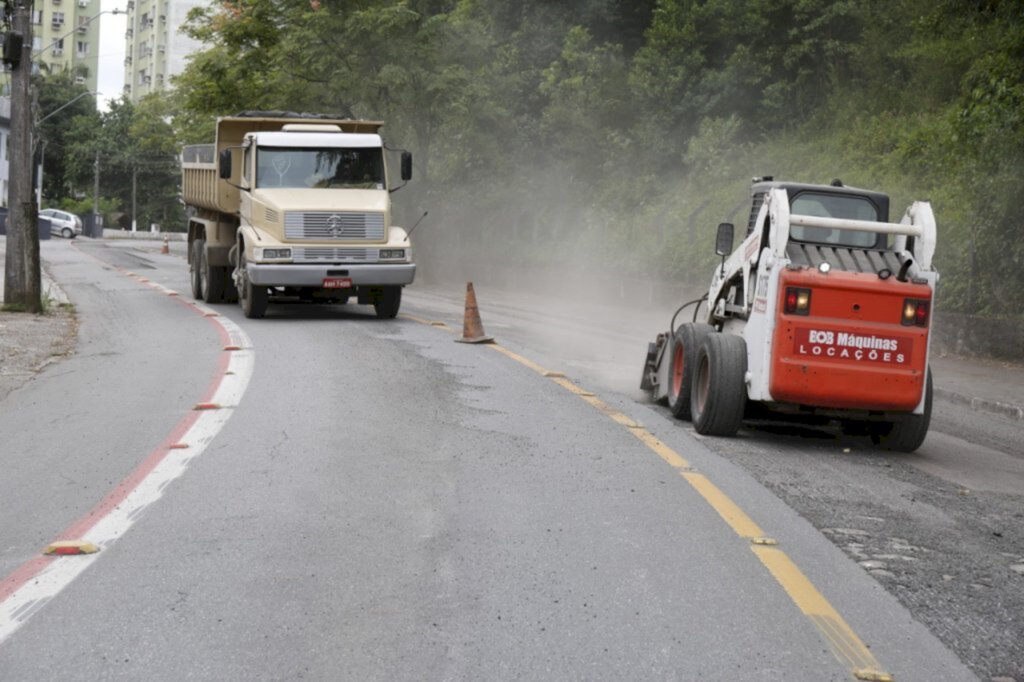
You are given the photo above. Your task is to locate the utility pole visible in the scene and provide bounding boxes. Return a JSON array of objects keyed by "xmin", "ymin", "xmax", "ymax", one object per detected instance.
[
  {"xmin": 131, "ymin": 165, "xmax": 137, "ymax": 232},
  {"xmin": 3, "ymin": 0, "xmax": 41, "ymax": 312},
  {"xmin": 93, "ymin": 149, "xmax": 100, "ymax": 235}
]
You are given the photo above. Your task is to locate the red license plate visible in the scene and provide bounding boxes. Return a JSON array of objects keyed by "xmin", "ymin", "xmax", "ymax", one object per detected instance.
[{"xmin": 322, "ymin": 277, "xmax": 353, "ymax": 289}]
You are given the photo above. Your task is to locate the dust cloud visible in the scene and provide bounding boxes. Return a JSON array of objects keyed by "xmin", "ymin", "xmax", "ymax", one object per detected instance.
[{"xmin": 400, "ymin": 176, "xmax": 714, "ymax": 394}]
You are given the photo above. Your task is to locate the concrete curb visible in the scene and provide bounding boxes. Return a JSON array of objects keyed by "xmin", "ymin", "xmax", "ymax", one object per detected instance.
[
  {"xmin": 99, "ymin": 230, "xmax": 186, "ymax": 241},
  {"xmin": 934, "ymin": 387, "xmax": 1024, "ymax": 422}
]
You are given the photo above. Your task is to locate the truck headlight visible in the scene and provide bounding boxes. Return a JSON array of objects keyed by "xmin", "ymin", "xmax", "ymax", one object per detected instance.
[
  {"xmin": 379, "ymin": 249, "xmax": 406, "ymax": 260},
  {"xmin": 256, "ymin": 247, "xmax": 292, "ymax": 261}
]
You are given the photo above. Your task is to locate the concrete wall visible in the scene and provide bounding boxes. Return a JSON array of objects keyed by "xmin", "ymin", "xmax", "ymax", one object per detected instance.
[{"xmin": 932, "ymin": 312, "xmax": 1024, "ymax": 362}]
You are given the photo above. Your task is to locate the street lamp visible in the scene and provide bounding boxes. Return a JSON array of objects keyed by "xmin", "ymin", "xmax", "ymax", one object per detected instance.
[{"xmin": 35, "ymin": 91, "xmax": 98, "ymax": 206}]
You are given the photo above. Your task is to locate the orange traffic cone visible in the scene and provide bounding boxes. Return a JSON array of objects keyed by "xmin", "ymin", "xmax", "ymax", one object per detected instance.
[
  {"xmin": 456, "ymin": 282, "xmax": 494, "ymax": 344},
  {"xmin": 160, "ymin": 236, "xmax": 169, "ymax": 254}
]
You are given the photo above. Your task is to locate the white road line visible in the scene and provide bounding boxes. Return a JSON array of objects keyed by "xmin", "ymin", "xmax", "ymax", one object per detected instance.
[{"xmin": 0, "ymin": 293, "xmax": 254, "ymax": 645}]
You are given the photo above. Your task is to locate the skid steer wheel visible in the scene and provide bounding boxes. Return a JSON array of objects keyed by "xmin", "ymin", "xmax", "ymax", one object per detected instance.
[
  {"xmin": 190, "ymin": 239, "xmax": 204, "ymax": 300},
  {"xmin": 876, "ymin": 368, "xmax": 933, "ymax": 452},
  {"xmin": 691, "ymin": 333, "xmax": 747, "ymax": 437},
  {"xmin": 667, "ymin": 323, "xmax": 713, "ymax": 420}
]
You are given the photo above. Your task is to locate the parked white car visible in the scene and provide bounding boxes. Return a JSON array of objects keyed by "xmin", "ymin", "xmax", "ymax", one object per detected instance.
[{"xmin": 40, "ymin": 208, "xmax": 83, "ymax": 239}]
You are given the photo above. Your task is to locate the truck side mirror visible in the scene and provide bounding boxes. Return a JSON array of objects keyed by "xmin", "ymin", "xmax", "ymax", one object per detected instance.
[
  {"xmin": 218, "ymin": 149, "xmax": 232, "ymax": 180},
  {"xmin": 715, "ymin": 222, "xmax": 734, "ymax": 256},
  {"xmin": 401, "ymin": 151, "xmax": 413, "ymax": 181}
]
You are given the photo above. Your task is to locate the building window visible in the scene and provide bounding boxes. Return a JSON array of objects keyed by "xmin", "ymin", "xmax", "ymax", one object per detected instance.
[
  {"xmin": 52, "ymin": 11, "xmax": 65, "ymax": 26},
  {"xmin": 31, "ymin": 10, "xmax": 42, "ymax": 24},
  {"xmin": 32, "ymin": 36, "xmax": 42, "ymax": 50},
  {"xmin": 77, "ymin": 41, "xmax": 89, "ymax": 57}
]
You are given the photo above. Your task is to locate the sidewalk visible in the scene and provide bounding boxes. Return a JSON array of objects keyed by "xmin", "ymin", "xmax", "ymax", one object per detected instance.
[{"xmin": 1, "ymin": 235, "xmax": 1022, "ymax": 422}]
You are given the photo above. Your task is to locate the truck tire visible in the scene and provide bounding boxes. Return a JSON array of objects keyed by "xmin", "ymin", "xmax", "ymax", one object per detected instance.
[
  {"xmin": 201, "ymin": 245, "xmax": 225, "ymax": 303},
  {"xmin": 877, "ymin": 368, "xmax": 933, "ymax": 452},
  {"xmin": 667, "ymin": 323, "xmax": 713, "ymax": 420},
  {"xmin": 222, "ymin": 270, "xmax": 239, "ymax": 303},
  {"xmin": 374, "ymin": 286, "xmax": 401, "ymax": 319},
  {"xmin": 190, "ymin": 239, "xmax": 204, "ymax": 300},
  {"xmin": 691, "ymin": 333, "xmax": 747, "ymax": 437},
  {"xmin": 239, "ymin": 257, "xmax": 268, "ymax": 319}
]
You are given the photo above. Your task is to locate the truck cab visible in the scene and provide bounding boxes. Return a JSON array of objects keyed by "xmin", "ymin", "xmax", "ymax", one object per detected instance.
[{"xmin": 182, "ymin": 112, "xmax": 415, "ymax": 319}]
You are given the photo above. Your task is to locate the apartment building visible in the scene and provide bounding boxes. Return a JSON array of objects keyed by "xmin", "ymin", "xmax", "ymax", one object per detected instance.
[
  {"xmin": 30, "ymin": 0, "xmax": 103, "ymax": 92},
  {"xmin": 123, "ymin": 0, "xmax": 204, "ymax": 101}
]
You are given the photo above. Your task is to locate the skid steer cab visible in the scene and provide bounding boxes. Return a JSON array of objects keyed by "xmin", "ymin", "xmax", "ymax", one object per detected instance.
[{"xmin": 640, "ymin": 178, "xmax": 938, "ymax": 452}]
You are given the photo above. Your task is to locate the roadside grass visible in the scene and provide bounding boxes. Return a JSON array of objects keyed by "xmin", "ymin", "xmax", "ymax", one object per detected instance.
[{"xmin": 1, "ymin": 287, "xmax": 74, "ymax": 315}]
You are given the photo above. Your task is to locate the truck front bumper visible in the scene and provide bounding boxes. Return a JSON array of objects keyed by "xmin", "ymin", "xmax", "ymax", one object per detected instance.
[{"xmin": 247, "ymin": 263, "xmax": 416, "ymax": 287}]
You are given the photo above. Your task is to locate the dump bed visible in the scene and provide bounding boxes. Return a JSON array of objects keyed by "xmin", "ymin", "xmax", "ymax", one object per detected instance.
[{"xmin": 180, "ymin": 113, "xmax": 384, "ymax": 215}]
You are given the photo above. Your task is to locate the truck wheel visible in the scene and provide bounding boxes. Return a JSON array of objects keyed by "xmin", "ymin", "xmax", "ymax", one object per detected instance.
[
  {"xmin": 373, "ymin": 286, "xmax": 401, "ymax": 319},
  {"xmin": 691, "ymin": 333, "xmax": 747, "ymax": 437},
  {"xmin": 239, "ymin": 259, "xmax": 268, "ymax": 319},
  {"xmin": 878, "ymin": 368, "xmax": 933, "ymax": 452},
  {"xmin": 190, "ymin": 239, "xmax": 204, "ymax": 300},
  {"xmin": 222, "ymin": 270, "xmax": 239, "ymax": 303},
  {"xmin": 201, "ymin": 247, "xmax": 225, "ymax": 303},
  {"xmin": 667, "ymin": 323, "xmax": 713, "ymax": 420}
]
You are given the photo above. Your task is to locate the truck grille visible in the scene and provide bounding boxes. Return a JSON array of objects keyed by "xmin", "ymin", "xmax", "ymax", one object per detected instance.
[
  {"xmin": 284, "ymin": 211, "xmax": 385, "ymax": 241},
  {"xmin": 292, "ymin": 247, "xmax": 379, "ymax": 263}
]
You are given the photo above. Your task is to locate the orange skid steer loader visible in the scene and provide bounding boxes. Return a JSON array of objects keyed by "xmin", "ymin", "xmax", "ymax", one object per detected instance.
[{"xmin": 641, "ymin": 178, "xmax": 938, "ymax": 452}]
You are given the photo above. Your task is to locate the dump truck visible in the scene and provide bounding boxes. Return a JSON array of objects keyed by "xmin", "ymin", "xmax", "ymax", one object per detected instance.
[
  {"xmin": 181, "ymin": 111, "xmax": 415, "ymax": 319},
  {"xmin": 641, "ymin": 178, "xmax": 938, "ymax": 452}
]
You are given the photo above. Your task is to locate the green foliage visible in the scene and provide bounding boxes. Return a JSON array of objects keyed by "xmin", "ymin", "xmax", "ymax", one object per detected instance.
[
  {"xmin": 165, "ymin": 0, "xmax": 1024, "ymax": 315},
  {"xmin": 59, "ymin": 93, "xmax": 184, "ymax": 231},
  {"xmin": 35, "ymin": 72, "xmax": 99, "ymax": 203}
]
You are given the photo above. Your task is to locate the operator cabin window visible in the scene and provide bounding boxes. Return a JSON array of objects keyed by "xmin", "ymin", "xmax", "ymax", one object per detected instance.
[
  {"xmin": 256, "ymin": 148, "xmax": 385, "ymax": 190},
  {"xmin": 789, "ymin": 192, "xmax": 881, "ymax": 248}
]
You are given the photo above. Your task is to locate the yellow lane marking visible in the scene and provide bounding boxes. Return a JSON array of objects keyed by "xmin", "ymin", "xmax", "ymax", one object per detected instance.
[
  {"xmin": 681, "ymin": 472, "xmax": 765, "ymax": 538},
  {"xmin": 629, "ymin": 428, "xmax": 691, "ymax": 469},
  {"xmin": 409, "ymin": 316, "xmax": 891, "ymax": 680},
  {"xmin": 753, "ymin": 545, "xmax": 887, "ymax": 677},
  {"xmin": 401, "ymin": 313, "xmax": 452, "ymax": 330},
  {"xmin": 488, "ymin": 344, "xmax": 549, "ymax": 375}
]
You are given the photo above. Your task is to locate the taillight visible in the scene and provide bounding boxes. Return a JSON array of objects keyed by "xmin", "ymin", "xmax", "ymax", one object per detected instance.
[
  {"xmin": 784, "ymin": 287, "xmax": 811, "ymax": 315},
  {"xmin": 902, "ymin": 298, "xmax": 930, "ymax": 327}
]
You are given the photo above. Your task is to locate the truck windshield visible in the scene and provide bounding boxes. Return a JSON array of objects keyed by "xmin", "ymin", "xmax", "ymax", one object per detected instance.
[
  {"xmin": 789, "ymin": 192, "xmax": 880, "ymax": 248},
  {"xmin": 256, "ymin": 147, "xmax": 385, "ymax": 189}
]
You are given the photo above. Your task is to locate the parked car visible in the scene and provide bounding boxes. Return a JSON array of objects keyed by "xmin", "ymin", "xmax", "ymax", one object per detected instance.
[{"xmin": 40, "ymin": 208, "xmax": 83, "ymax": 239}]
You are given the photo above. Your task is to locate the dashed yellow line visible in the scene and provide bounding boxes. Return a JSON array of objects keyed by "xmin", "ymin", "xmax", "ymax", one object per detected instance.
[
  {"xmin": 406, "ymin": 314, "xmax": 892, "ymax": 681},
  {"xmin": 682, "ymin": 472, "xmax": 765, "ymax": 538}
]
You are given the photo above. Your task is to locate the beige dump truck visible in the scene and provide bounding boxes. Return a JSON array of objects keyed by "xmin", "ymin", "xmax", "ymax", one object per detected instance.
[{"xmin": 181, "ymin": 112, "xmax": 415, "ymax": 318}]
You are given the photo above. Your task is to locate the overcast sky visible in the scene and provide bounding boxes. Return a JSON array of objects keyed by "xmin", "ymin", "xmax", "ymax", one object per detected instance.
[{"xmin": 97, "ymin": 0, "xmax": 128, "ymax": 109}]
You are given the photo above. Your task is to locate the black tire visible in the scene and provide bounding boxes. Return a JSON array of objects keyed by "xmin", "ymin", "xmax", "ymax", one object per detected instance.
[
  {"xmin": 877, "ymin": 368, "xmax": 932, "ymax": 452},
  {"xmin": 61, "ymin": 227, "xmax": 73, "ymax": 239},
  {"xmin": 691, "ymin": 333, "xmax": 748, "ymax": 437},
  {"xmin": 200, "ymin": 245, "xmax": 226, "ymax": 303},
  {"xmin": 222, "ymin": 269, "xmax": 239, "ymax": 303},
  {"xmin": 190, "ymin": 239, "xmax": 204, "ymax": 300},
  {"xmin": 239, "ymin": 257, "xmax": 268, "ymax": 319},
  {"xmin": 373, "ymin": 286, "xmax": 401, "ymax": 319},
  {"xmin": 667, "ymin": 323, "xmax": 713, "ymax": 420}
]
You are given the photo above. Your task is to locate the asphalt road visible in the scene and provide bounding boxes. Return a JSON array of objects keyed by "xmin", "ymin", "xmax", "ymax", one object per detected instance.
[{"xmin": 0, "ymin": 240, "xmax": 1015, "ymax": 680}]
